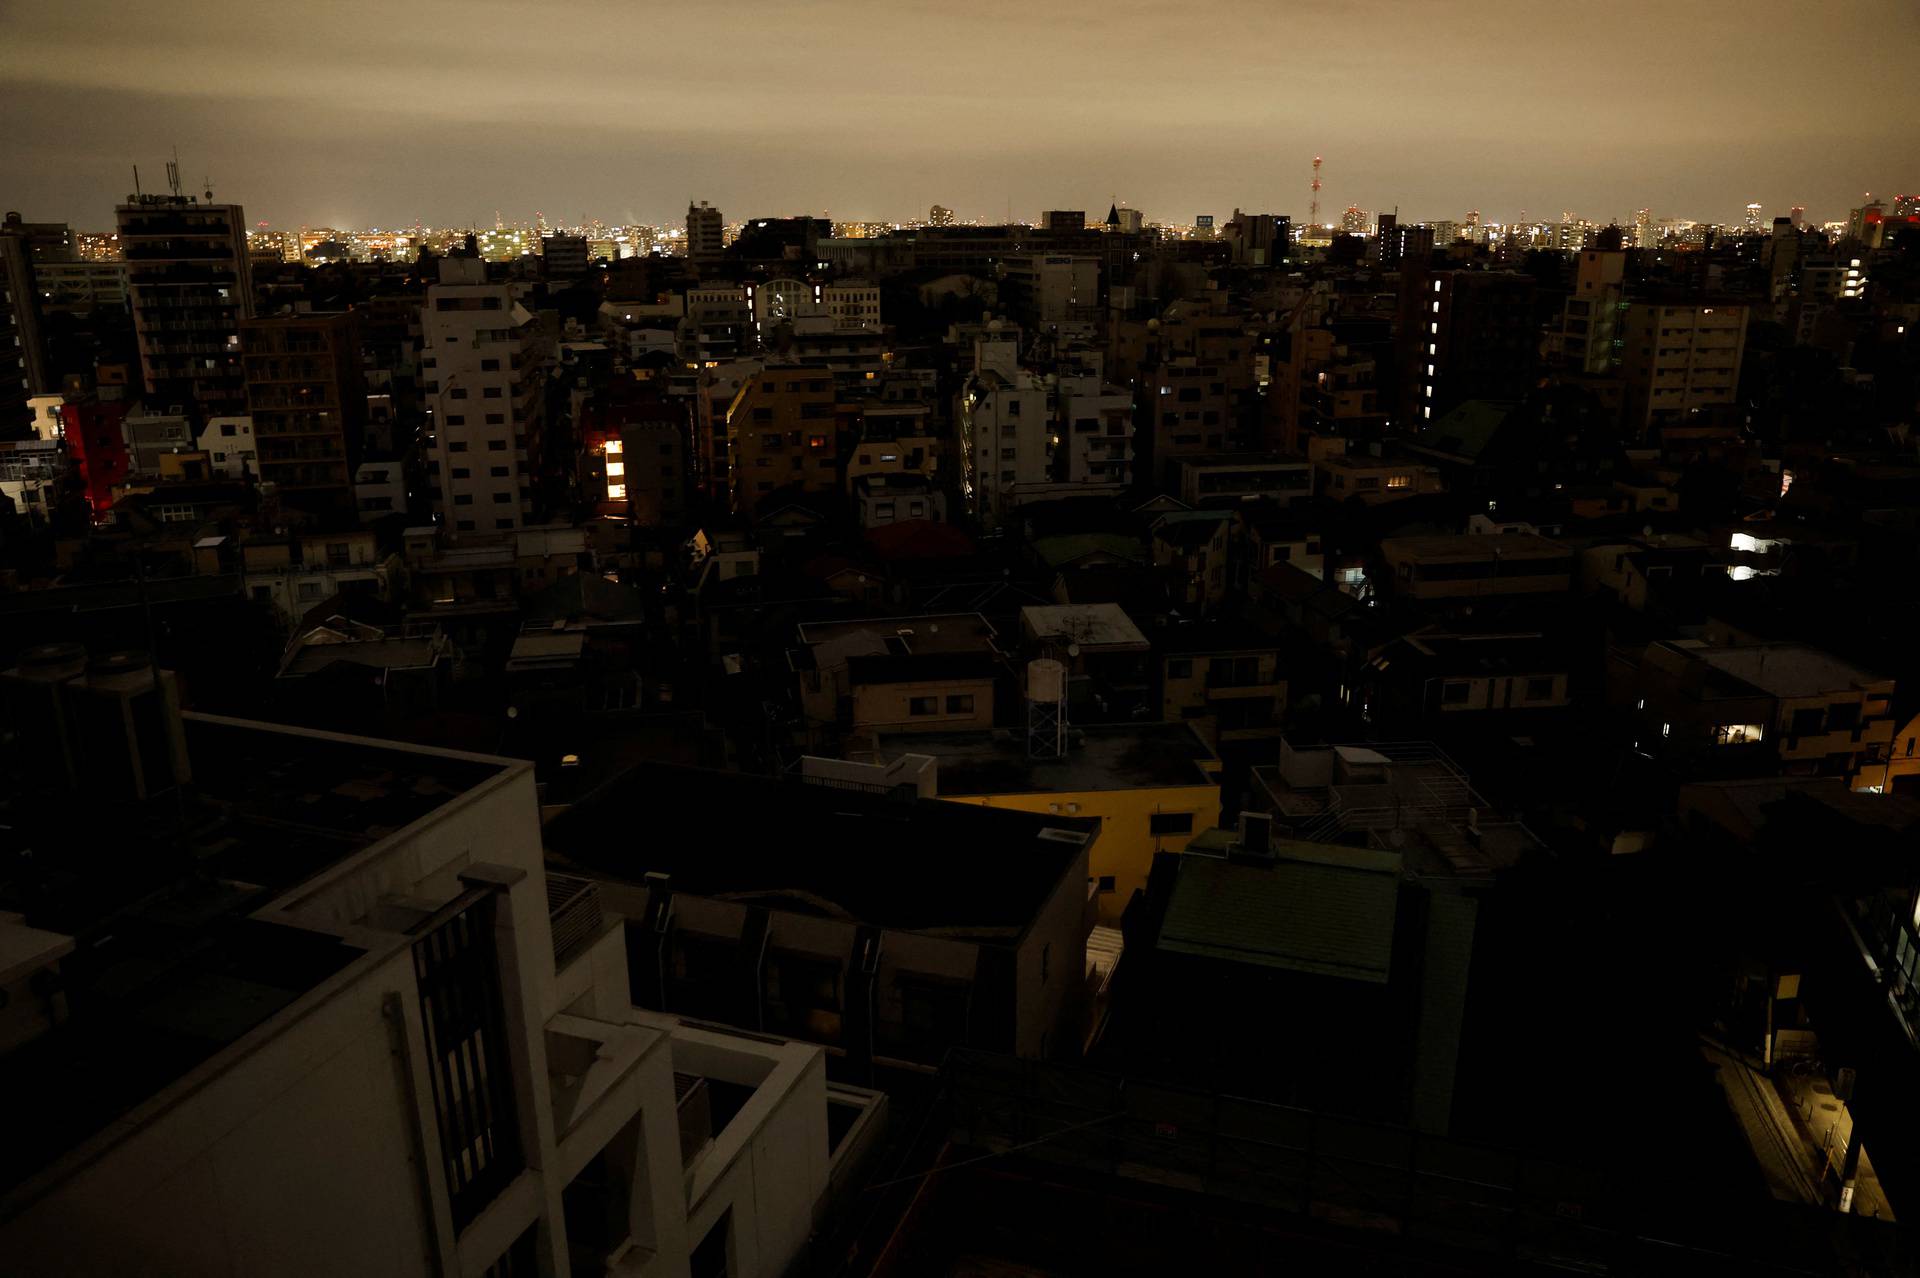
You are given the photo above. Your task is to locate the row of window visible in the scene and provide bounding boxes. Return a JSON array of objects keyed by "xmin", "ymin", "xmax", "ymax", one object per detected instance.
[{"xmin": 907, "ymin": 694, "xmax": 974, "ymax": 716}]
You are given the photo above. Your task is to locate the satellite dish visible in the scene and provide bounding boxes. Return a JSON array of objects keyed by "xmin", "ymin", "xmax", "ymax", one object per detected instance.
[{"xmin": 1067, "ymin": 642, "xmax": 1081, "ymax": 657}]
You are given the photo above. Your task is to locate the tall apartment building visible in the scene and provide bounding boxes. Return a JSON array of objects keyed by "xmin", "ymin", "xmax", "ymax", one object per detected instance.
[
  {"xmin": 958, "ymin": 342, "xmax": 1051, "ymax": 526},
  {"xmin": 422, "ymin": 255, "xmax": 547, "ymax": 536},
  {"xmin": 1400, "ymin": 270, "xmax": 1536, "ymax": 428},
  {"xmin": 0, "ymin": 689, "xmax": 884, "ymax": 1276},
  {"xmin": 724, "ymin": 365, "xmax": 838, "ymax": 513},
  {"xmin": 686, "ymin": 200, "xmax": 724, "ymax": 266},
  {"xmin": 540, "ymin": 232, "xmax": 590, "ymax": 280},
  {"xmin": 0, "ymin": 236, "xmax": 35, "ymax": 435},
  {"xmin": 116, "ymin": 194, "xmax": 254, "ymax": 419},
  {"xmin": 998, "ymin": 253, "xmax": 1100, "ymax": 329},
  {"xmin": 1619, "ymin": 297, "xmax": 1747, "ymax": 440},
  {"xmin": 1055, "ymin": 372, "xmax": 1133, "ymax": 487},
  {"xmin": 241, "ymin": 311, "xmax": 366, "ymax": 502},
  {"xmin": 1551, "ymin": 248, "xmax": 1627, "ymax": 374}
]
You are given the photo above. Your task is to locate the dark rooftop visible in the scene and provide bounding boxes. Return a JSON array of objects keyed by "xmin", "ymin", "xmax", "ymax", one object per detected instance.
[
  {"xmin": 543, "ymin": 762, "xmax": 1096, "ymax": 933},
  {"xmin": 847, "ymin": 652, "xmax": 1000, "ymax": 685},
  {"xmin": 900, "ymin": 723, "xmax": 1218, "ymax": 795},
  {"xmin": 182, "ymin": 716, "xmax": 509, "ymax": 893}
]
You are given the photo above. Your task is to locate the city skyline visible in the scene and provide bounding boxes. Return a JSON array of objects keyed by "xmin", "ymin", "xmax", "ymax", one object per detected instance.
[{"xmin": 3, "ymin": 0, "xmax": 1913, "ymax": 230}]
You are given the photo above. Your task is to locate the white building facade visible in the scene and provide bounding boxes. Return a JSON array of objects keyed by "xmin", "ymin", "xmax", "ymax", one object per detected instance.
[{"xmin": 423, "ymin": 257, "xmax": 547, "ymax": 537}]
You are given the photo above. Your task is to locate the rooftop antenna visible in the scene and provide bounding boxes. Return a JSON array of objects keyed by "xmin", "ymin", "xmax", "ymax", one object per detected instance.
[
  {"xmin": 132, "ymin": 164, "xmax": 141, "ymax": 198},
  {"xmin": 1309, "ymin": 154, "xmax": 1322, "ymax": 229},
  {"xmin": 165, "ymin": 149, "xmax": 183, "ymax": 199},
  {"xmin": 203, "ymin": 174, "xmax": 214, "ymax": 202}
]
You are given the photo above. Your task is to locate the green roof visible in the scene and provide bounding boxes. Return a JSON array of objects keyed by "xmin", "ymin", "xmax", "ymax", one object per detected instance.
[
  {"xmin": 1158, "ymin": 846, "xmax": 1400, "ymax": 982},
  {"xmin": 1420, "ymin": 399, "xmax": 1516, "ymax": 461},
  {"xmin": 1031, "ymin": 532, "xmax": 1147, "ymax": 570}
]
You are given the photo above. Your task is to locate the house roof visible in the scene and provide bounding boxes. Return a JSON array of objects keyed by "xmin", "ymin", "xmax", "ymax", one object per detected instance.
[
  {"xmin": 1031, "ymin": 532, "xmax": 1146, "ymax": 570},
  {"xmin": 1158, "ymin": 844, "xmax": 1402, "ymax": 982},
  {"xmin": 847, "ymin": 652, "xmax": 999, "ymax": 685},
  {"xmin": 1020, "ymin": 603, "xmax": 1151, "ymax": 652}
]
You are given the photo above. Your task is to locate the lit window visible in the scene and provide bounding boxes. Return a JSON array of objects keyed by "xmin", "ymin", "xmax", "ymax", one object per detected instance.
[
  {"xmin": 607, "ymin": 483, "xmax": 626, "ymax": 498},
  {"xmin": 605, "ymin": 461, "xmax": 624, "ymax": 478}
]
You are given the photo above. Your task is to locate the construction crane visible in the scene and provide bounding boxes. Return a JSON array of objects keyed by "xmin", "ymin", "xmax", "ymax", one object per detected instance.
[{"xmin": 1309, "ymin": 155, "xmax": 1322, "ymax": 231}]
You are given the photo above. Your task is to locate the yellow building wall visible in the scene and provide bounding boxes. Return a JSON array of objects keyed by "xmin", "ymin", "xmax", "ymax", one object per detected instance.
[{"xmin": 942, "ymin": 782, "xmax": 1221, "ymax": 925}]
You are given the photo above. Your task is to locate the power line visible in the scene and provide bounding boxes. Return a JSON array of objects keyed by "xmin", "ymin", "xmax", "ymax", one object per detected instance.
[{"xmin": 861, "ymin": 1109, "xmax": 1123, "ymax": 1192}]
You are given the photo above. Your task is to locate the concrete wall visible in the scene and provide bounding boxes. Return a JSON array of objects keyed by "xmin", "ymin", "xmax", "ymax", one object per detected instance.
[
  {"xmin": 853, "ymin": 677, "xmax": 995, "ymax": 734},
  {"xmin": 0, "ymin": 947, "xmax": 437, "ymax": 1278}
]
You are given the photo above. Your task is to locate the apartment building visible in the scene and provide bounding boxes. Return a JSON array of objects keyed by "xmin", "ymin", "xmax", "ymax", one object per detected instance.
[
  {"xmin": 1315, "ymin": 452, "xmax": 1443, "ymax": 504},
  {"xmin": 0, "ymin": 689, "xmax": 882, "ymax": 1277},
  {"xmin": 1054, "ymin": 371, "xmax": 1133, "ymax": 489},
  {"xmin": 1620, "ymin": 297, "xmax": 1748, "ymax": 440},
  {"xmin": 1623, "ymin": 640, "xmax": 1895, "ymax": 783},
  {"xmin": 998, "ymin": 253, "xmax": 1100, "ymax": 328},
  {"xmin": 1177, "ymin": 453, "xmax": 1313, "ymax": 507},
  {"xmin": 545, "ymin": 762, "xmax": 1100, "ymax": 1071},
  {"xmin": 1399, "ymin": 270, "xmax": 1536, "ymax": 428},
  {"xmin": 725, "ymin": 365, "xmax": 837, "ymax": 513},
  {"xmin": 686, "ymin": 200, "xmax": 724, "ymax": 266},
  {"xmin": 422, "ymin": 255, "xmax": 547, "ymax": 536},
  {"xmin": 958, "ymin": 355, "xmax": 1051, "ymax": 527},
  {"xmin": 791, "ymin": 613, "xmax": 999, "ymax": 743},
  {"xmin": 1376, "ymin": 533, "xmax": 1574, "ymax": 601},
  {"xmin": 1157, "ymin": 622, "xmax": 1289, "ymax": 742},
  {"xmin": 239, "ymin": 526, "xmax": 385, "ymax": 623},
  {"xmin": 242, "ymin": 311, "xmax": 366, "ymax": 503},
  {"xmin": 116, "ymin": 194, "xmax": 254, "ymax": 418}
]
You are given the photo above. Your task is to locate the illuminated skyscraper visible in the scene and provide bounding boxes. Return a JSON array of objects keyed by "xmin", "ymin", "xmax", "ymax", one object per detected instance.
[{"xmin": 1743, "ymin": 202, "xmax": 1764, "ymax": 236}]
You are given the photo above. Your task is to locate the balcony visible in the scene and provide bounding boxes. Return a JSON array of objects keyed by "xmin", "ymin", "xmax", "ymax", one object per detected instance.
[{"xmin": 547, "ymin": 873, "xmax": 605, "ymax": 968}]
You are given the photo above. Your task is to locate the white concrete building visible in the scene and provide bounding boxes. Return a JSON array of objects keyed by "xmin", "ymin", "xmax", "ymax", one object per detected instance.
[
  {"xmin": 1620, "ymin": 298, "xmax": 1748, "ymax": 438},
  {"xmin": 423, "ymin": 257, "xmax": 547, "ymax": 537},
  {"xmin": 959, "ymin": 350, "xmax": 1052, "ymax": 528},
  {"xmin": 354, "ymin": 458, "xmax": 408, "ymax": 523},
  {"xmin": 1055, "ymin": 372, "xmax": 1133, "ymax": 488},
  {"xmin": 197, "ymin": 414, "xmax": 258, "ymax": 480},
  {"xmin": 0, "ymin": 437, "xmax": 64, "ymax": 522},
  {"xmin": 0, "ymin": 710, "xmax": 884, "ymax": 1277}
]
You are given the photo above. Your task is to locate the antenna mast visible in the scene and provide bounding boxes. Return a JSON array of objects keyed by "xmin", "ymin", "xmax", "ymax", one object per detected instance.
[{"xmin": 1309, "ymin": 155, "xmax": 1323, "ymax": 231}]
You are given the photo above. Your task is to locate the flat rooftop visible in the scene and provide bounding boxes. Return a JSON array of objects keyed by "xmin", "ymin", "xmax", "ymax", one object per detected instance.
[
  {"xmin": 797, "ymin": 612, "xmax": 997, "ymax": 656},
  {"xmin": 1682, "ymin": 643, "xmax": 1888, "ymax": 700},
  {"xmin": 899, "ymin": 723, "xmax": 1218, "ymax": 796},
  {"xmin": 1159, "ymin": 845, "xmax": 1402, "ymax": 983},
  {"xmin": 182, "ymin": 716, "xmax": 508, "ymax": 894},
  {"xmin": 1020, "ymin": 603, "xmax": 1150, "ymax": 652},
  {"xmin": 1381, "ymin": 533, "xmax": 1571, "ymax": 560},
  {"xmin": 543, "ymin": 762, "xmax": 1097, "ymax": 932}
]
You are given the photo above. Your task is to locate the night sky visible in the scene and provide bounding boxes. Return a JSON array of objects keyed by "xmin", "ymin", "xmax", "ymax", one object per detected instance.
[{"xmin": 3, "ymin": 0, "xmax": 1913, "ymax": 230}]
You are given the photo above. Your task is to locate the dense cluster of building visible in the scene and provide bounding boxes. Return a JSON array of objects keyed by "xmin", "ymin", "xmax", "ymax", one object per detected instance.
[{"xmin": 3, "ymin": 180, "xmax": 1920, "ymax": 1274}]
